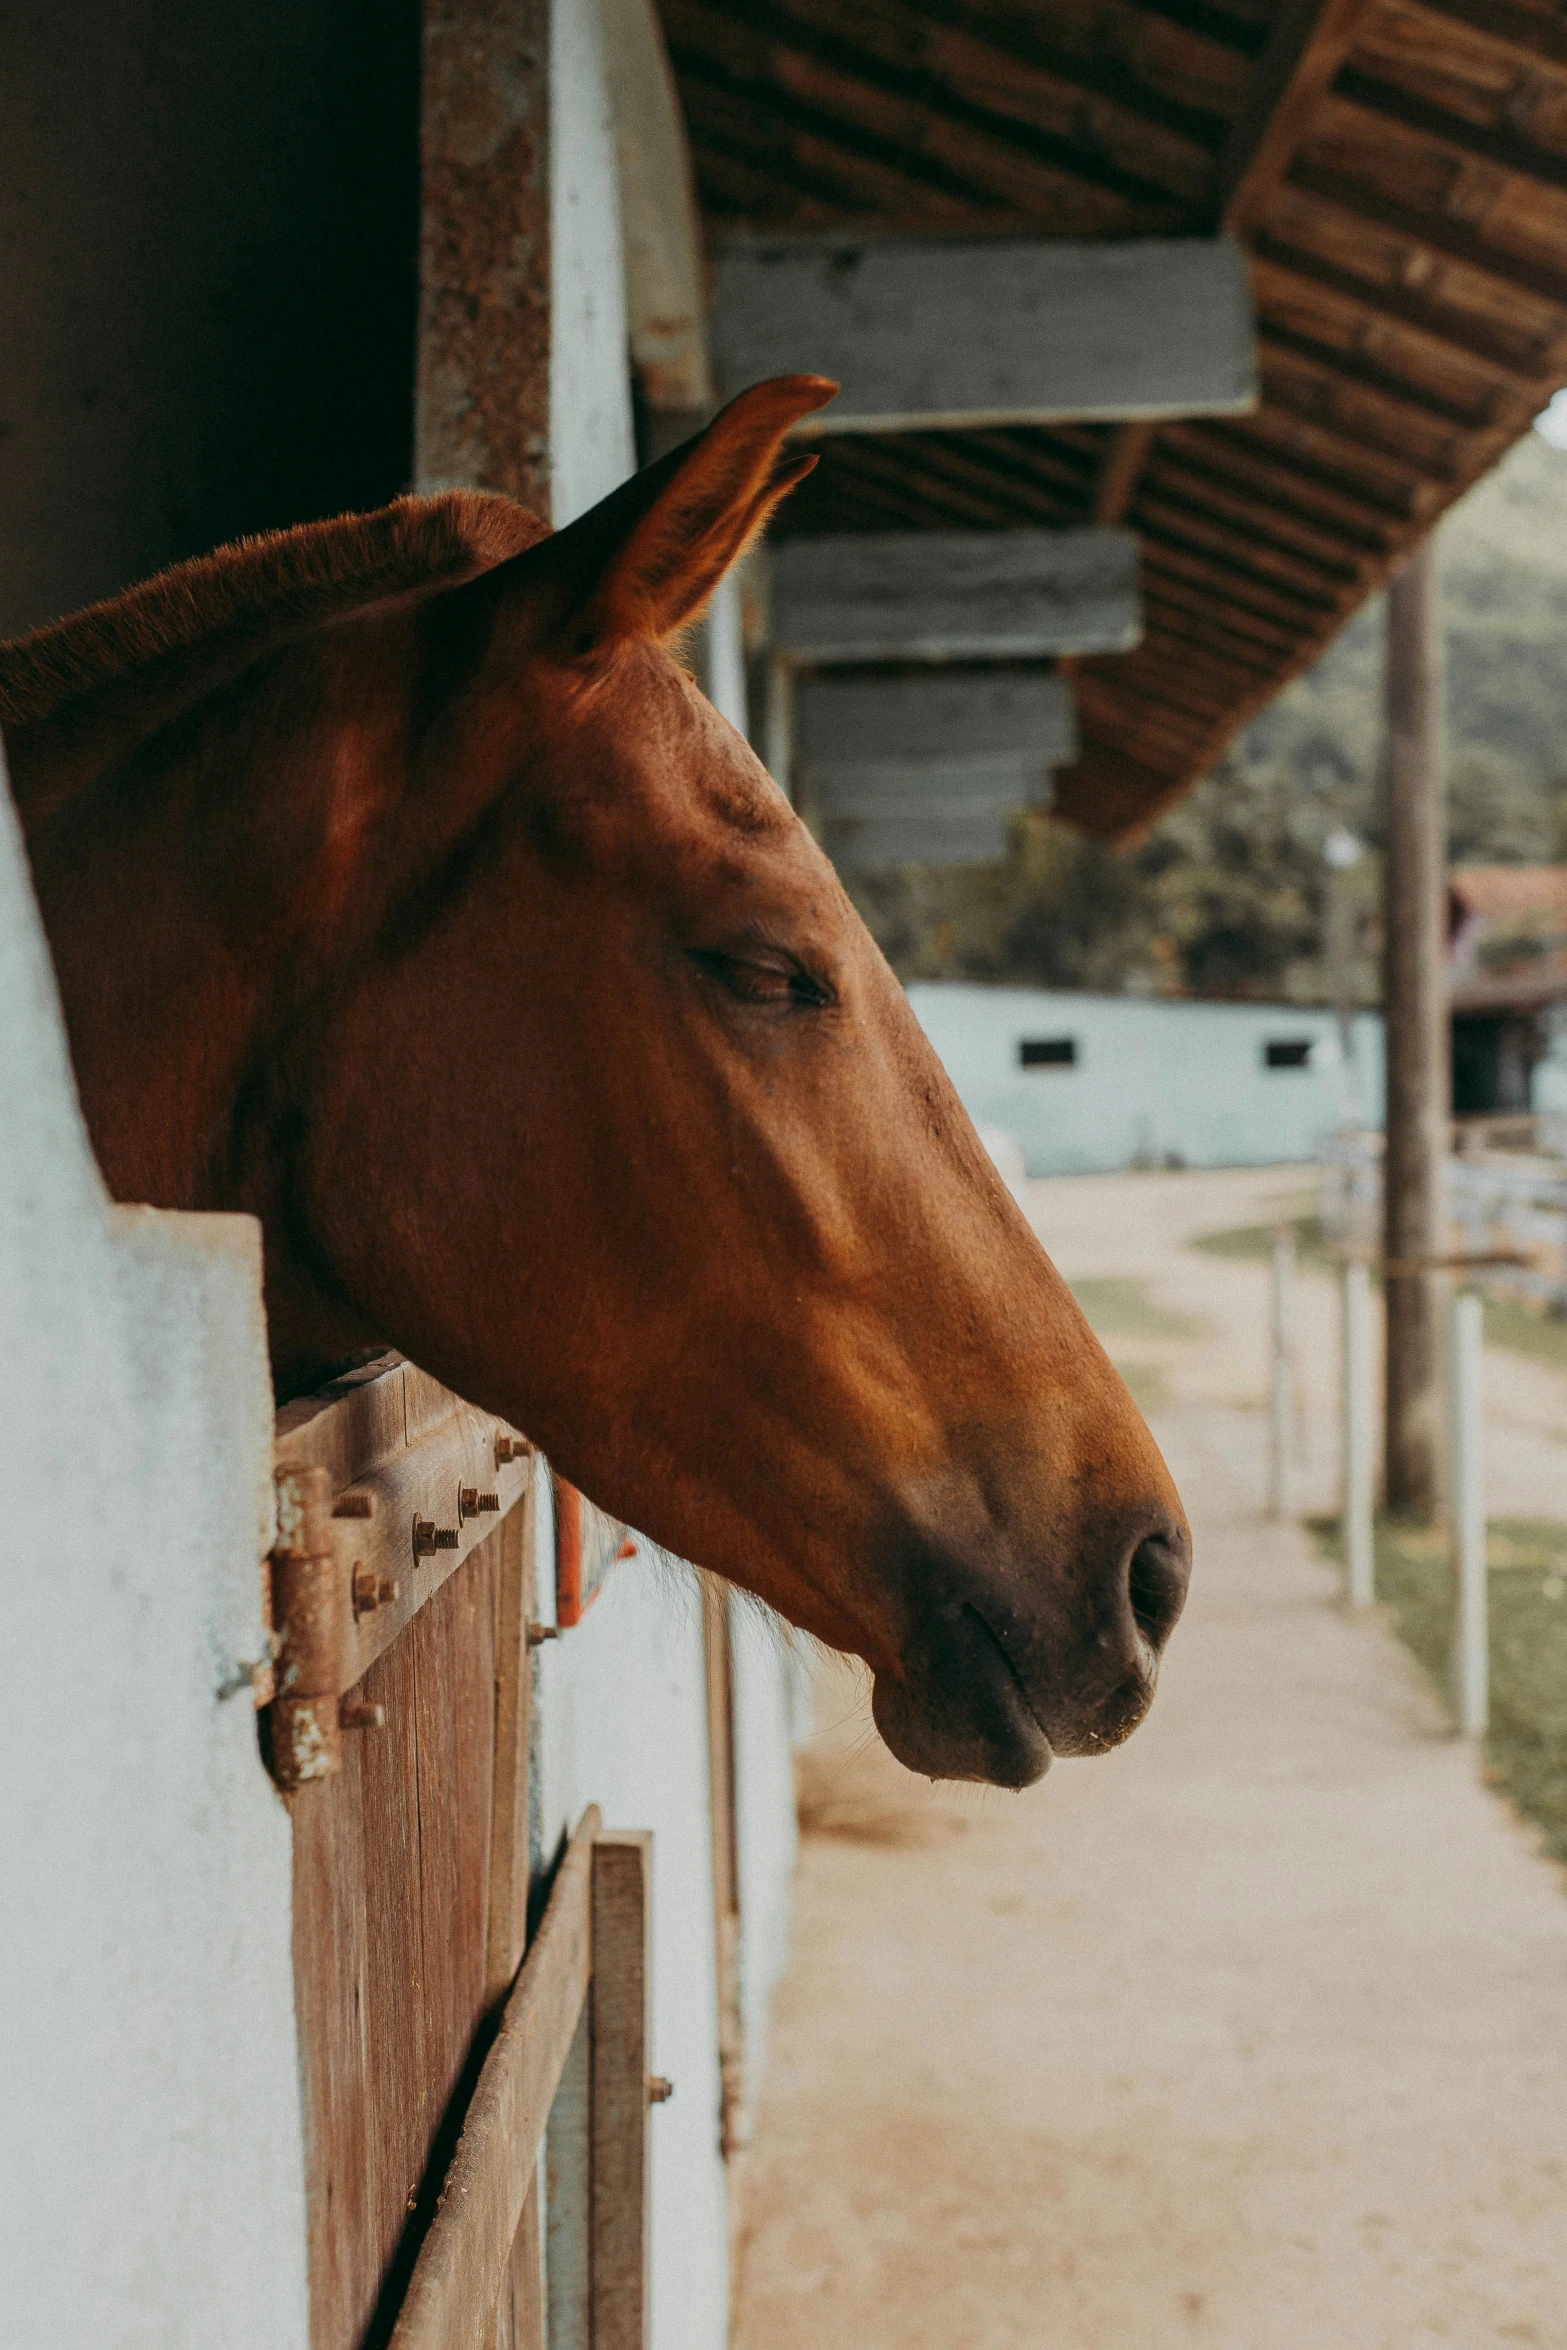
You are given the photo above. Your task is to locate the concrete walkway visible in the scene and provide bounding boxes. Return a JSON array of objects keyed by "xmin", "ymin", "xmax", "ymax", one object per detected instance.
[{"xmin": 731, "ymin": 1169, "xmax": 1567, "ymax": 2350}]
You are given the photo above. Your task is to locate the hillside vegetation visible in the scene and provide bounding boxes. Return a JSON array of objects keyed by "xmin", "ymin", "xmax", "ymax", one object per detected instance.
[{"xmin": 854, "ymin": 430, "xmax": 1567, "ymax": 1003}]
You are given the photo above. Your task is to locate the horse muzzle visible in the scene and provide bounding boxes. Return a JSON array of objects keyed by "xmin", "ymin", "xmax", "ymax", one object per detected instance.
[{"xmin": 869, "ymin": 1513, "xmax": 1191, "ymax": 1789}]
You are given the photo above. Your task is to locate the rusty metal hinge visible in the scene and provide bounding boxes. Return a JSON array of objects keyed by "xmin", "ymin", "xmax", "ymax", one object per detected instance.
[{"xmin": 267, "ymin": 1467, "xmax": 379, "ymax": 1789}]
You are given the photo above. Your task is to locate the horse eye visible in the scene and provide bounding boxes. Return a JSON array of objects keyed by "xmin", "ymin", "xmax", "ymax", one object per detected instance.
[{"xmin": 688, "ymin": 950, "xmax": 831, "ymax": 1009}]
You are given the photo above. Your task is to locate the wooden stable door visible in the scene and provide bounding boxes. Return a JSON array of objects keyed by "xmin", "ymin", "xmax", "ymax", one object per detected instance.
[{"xmin": 267, "ymin": 1357, "xmax": 653, "ymax": 2350}]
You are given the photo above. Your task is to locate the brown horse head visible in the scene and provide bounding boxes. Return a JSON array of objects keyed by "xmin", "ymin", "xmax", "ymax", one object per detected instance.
[{"xmin": 7, "ymin": 376, "xmax": 1189, "ymax": 1789}]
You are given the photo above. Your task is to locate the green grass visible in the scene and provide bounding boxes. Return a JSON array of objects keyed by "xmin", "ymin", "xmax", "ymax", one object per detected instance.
[
  {"xmin": 1189, "ymin": 1208, "xmax": 1334, "ymax": 1271},
  {"xmin": 1194, "ymin": 1216, "xmax": 1567, "ymax": 1373},
  {"xmin": 1480, "ymin": 1293, "xmax": 1567, "ymax": 1373},
  {"xmin": 1311, "ymin": 1513, "xmax": 1567, "ymax": 1864},
  {"xmin": 1067, "ymin": 1274, "xmax": 1207, "ymax": 1342}
]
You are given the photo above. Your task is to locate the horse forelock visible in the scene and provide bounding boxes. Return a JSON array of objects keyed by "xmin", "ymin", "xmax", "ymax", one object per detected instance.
[{"xmin": 0, "ymin": 492, "xmax": 546, "ymax": 730}]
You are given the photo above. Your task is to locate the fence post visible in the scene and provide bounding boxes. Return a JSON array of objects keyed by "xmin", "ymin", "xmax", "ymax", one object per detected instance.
[
  {"xmin": 1450, "ymin": 1287, "xmax": 1488, "ymax": 1738},
  {"xmin": 1341, "ymin": 1258, "xmax": 1375, "ymax": 1606},
  {"xmin": 1268, "ymin": 1227, "xmax": 1294, "ymax": 1519}
]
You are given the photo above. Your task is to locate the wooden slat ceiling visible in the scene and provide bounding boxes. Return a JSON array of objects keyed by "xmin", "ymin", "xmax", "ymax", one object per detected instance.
[{"xmin": 658, "ymin": 0, "xmax": 1567, "ymax": 839}]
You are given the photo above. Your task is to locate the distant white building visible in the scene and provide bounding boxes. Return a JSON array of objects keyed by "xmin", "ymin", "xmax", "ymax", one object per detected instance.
[{"xmin": 910, "ymin": 984, "xmax": 1388, "ymax": 1176}]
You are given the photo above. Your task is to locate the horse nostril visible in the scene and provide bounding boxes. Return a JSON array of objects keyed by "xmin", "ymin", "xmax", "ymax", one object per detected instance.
[{"xmin": 1126, "ymin": 1531, "xmax": 1189, "ymax": 1654}]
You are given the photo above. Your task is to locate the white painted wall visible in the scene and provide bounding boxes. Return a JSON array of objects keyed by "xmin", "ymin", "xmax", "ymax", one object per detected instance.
[
  {"xmin": 729, "ymin": 1603, "xmax": 803, "ymax": 2101},
  {"xmin": 0, "ymin": 750, "xmax": 307, "ymax": 2350},
  {"xmin": 539, "ymin": 16, "xmax": 805, "ymax": 2339},
  {"xmin": 550, "ymin": 0, "xmax": 636, "ymax": 527},
  {"xmin": 910, "ymin": 983, "xmax": 1387, "ymax": 1176}
]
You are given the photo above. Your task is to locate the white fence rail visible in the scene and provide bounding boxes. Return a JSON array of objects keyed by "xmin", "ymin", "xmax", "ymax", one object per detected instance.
[{"xmin": 1319, "ymin": 1128, "xmax": 1567, "ymax": 1312}]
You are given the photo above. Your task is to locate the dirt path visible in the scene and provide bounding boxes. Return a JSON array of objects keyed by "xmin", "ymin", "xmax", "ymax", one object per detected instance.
[{"xmin": 730, "ymin": 1168, "xmax": 1567, "ymax": 2350}]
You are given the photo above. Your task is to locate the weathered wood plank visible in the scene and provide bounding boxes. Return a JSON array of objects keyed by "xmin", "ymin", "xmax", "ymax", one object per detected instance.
[
  {"xmin": 387, "ymin": 1814, "xmax": 600, "ymax": 2350},
  {"xmin": 590, "ymin": 1834, "xmax": 653, "ymax": 2350},
  {"xmin": 484, "ymin": 1489, "xmax": 537, "ymax": 2009},
  {"xmin": 770, "ymin": 529, "xmax": 1139, "ymax": 663},
  {"xmin": 795, "ymin": 669, "xmax": 1077, "ymax": 767},
  {"xmin": 709, "ymin": 237, "xmax": 1255, "ymax": 429},
  {"xmin": 290, "ymin": 1534, "xmax": 509, "ymax": 2350},
  {"xmin": 822, "ymin": 804, "xmax": 1020, "ymax": 872},
  {"xmin": 810, "ymin": 756, "xmax": 1049, "ymax": 817},
  {"xmin": 489, "ymin": 2173, "xmax": 544, "ymax": 2350}
]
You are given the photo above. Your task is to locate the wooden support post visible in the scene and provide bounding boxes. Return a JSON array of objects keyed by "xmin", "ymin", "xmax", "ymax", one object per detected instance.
[
  {"xmin": 1450, "ymin": 1288, "xmax": 1488, "ymax": 1738},
  {"xmin": 1341, "ymin": 1259, "xmax": 1375, "ymax": 1606},
  {"xmin": 1382, "ymin": 537, "xmax": 1448, "ymax": 1521},
  {"xmin": 590, "ymin": 1833, "xmax": 653, "ymax": 2350},
  {"xmin": 1268, "ymin": 1228, "xmax": 1294, "ymax": 1520}
]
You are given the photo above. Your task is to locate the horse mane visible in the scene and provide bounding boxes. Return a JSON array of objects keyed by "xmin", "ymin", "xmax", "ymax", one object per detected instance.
[{"xmin": 0, "ymin": 491, "xmax": 546, "ymax": 730}]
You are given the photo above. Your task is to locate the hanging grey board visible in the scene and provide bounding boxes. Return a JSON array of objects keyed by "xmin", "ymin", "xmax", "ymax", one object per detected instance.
[
  {"xmin": 822, "ymin": 805, "xmax": 1018, "ymax": 872},
  {"xmin": 796, "ymin": 671, "xmax": 1078, "ymax": 768},
  {"xmin": 807, "ymin": 755, "xmax": 1050, "ymax": 817},
  {"xmin": 770, "ymin": 530, "xmax": 1139, "ymax": 663},
  {"xmin": 709, "ymin": 237, "xmax": 1256, "ymax": 432}
]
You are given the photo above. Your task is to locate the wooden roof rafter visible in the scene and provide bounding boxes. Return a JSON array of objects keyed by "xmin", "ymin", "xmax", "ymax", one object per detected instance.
[{"xmin": 660, "ymin": 0, "xmax": 1567, "ymax": 838}]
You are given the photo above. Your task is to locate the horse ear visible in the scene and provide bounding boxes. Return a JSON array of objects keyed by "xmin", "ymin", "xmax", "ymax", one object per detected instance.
[{"xmin": 542, "ymin": 375, "xmax": 837, "ymax": 650}]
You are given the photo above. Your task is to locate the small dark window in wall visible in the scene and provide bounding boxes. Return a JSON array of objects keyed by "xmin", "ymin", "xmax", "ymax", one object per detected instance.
[
  {"xmin": 1020, "ymin": 1037, "xmax": 1077, "ymax": 1068},
  {"xmin": 1265, "ymin": 1039, "xmax": 1313, "ymax": 1070}
]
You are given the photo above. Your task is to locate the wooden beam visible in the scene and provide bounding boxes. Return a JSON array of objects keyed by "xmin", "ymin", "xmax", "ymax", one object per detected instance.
[
  {"xmin": 602, "ymin": 0, "xmax": 714, "ymax": 410},
  {"xmin": 1287, "ymin": 160, "xmax": 1567, "ymax": 314},
  {"xmin": 1257, "ymin": 319, "xmax": 1494, "ymax": 434},
  {"xmin": 1122, "ymin": 610, "xmax": 1277, "ymax": 682},
  {"xmin": 1161, "ymin": 420, "xmax": 1410, "ymax": 536},
  {"xmin": 1094, "ymin": 422, "xmax": 1156, "ymax": 526},
  {"xmin": 1099, "ymin": 0, "xmax": 1371, "ymax": 542},
  {"xmin": 1252, "ymin": 374, "xmax": 1459, "ymax": 486},
  {"xmin": 1402, "ymin": 0, "xmax": 1567, "ymax": 75},
  {"xmin": 1251, "ymin": 238, "xmax": 1558, "ymax": 390},
  {"xmin": 710, "ymin": 237, "xmax": 1255, "ymax": 431},
  {"xmin": 590, "ymin": 1835, "xmax": 653, "ymax": 2350},
  {"xmin": 797, "ymin": 671, "xmax": 1077, "ymax": 768},
  {"xmin": 1135, "ymin": 490, "xmax": 1357, "ymax": 600},
  {"xmin": 1332, "ymin": 64, "xmax": 1567, "ymax": 204},
  {"xmin": 1217, "ymin": 0, "xmax": 1377, "ymax": 232},
  {"xmin": 1139, "ymin": 532, "xmax": 1335, "ymax": 626},
  {"xmin": 1139, "ymin": 571, "xmax": 1300, "ymax": 656},
  {"xmin": 1142, "ymin": 447, "xmax": 1381, "ymax": 568},
  {"xmin": 387, "ymin": 1812, "xmax": 599, "ymax": 2350},
  {"xmin": 667, "ymin": 0, "xmax": 1200, "ymax": 224},
  {"xmin": 770, "ymin": 529, "xmax": 1140, "ymax": 662}
]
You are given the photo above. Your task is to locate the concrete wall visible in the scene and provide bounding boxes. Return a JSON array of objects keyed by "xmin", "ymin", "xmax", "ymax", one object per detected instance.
[
  {"xmin": 0, "ymin": 749, "xmax": 308, "ymax": 2349},
  {"xmin": 910, "ymin": 983, "xmax": 1387, "ymax": 1176}
]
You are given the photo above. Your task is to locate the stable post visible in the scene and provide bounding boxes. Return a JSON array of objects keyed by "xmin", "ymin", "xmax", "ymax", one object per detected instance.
[
  {"xmin": 1382, "ymin": 536, "xmax": 1448, "ymax": 1520},
  {"xmin": 1268, "ymin": 1227, "xmax": 1294, "ymax": 1519},
  {"xmin": 1450, "ymin": 1287, "xmax": 1488, "ymax": 1738},
  {"xmin": 1341, "ymin": 1258, "xmax": 1375, "ymax": 1606}
]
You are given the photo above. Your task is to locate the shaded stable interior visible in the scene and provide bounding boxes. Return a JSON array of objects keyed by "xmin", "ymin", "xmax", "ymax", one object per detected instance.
[{"xmin": 659, "ymin": 0, "xmax": 1567, "ymax": 838}]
